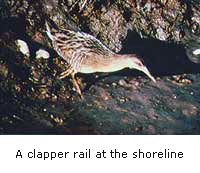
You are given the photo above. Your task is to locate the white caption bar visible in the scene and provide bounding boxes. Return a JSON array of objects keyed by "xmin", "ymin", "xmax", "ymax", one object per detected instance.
[{"xmin": 0, "ymin": 136, "xmax": 199, "ymax": 173}]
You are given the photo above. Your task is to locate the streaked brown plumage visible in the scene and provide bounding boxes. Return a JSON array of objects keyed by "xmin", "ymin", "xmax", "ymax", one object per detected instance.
[{"xmin": 46, "ymin": 22, "xmax": 156, "ymax": 98}]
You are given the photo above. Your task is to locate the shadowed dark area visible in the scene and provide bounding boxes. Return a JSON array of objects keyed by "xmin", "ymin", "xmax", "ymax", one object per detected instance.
[{"xmin": 120, "ymin": 30, "xmax": 200, "ymax": 76}]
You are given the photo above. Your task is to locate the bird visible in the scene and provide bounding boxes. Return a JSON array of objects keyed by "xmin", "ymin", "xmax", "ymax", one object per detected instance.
[{"xmin": 45, "ymin": 21, "xmax": 156, "ymax": 98}]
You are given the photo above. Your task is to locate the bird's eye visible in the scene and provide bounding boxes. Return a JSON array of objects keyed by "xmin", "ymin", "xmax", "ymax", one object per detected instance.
[{"xmin": 137, "ymin": 62, "xmax": 143, "ymax": 66}]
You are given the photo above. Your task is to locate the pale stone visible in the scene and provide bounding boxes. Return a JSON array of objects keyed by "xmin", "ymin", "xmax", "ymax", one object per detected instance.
[
  {"xmin": 192, "ymin": 48, "xmax": 200, "ymax": 55},
  {"xmin": 36, "ymin": 49, "xmax": 50, "ymax": 59},
  {"xmin": 16, "ymin": 39, "xmax": 30, "ymax": 57}
]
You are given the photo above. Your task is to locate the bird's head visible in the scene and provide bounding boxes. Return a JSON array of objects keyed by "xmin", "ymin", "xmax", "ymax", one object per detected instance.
[{"xmin": 121, "ymin": 54, "xmax": 156, "ymax": 83}]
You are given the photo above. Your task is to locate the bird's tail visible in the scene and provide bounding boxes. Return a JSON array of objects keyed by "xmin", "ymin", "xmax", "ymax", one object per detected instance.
[{"xmin": 45, "ymin": 21, "xmax": 54, "ymax": 41}]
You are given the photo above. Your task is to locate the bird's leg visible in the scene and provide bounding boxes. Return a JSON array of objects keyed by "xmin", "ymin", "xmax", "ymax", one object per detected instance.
[
  {"xmin": 71, "ymin": 72, "xmax": 83, "ymax": 99},
  {"xmin": 58, "ymin": 65, "xmax": 74, "ymax": 79},
  {"xmin": 57, "ymin": 65, "xmax": 83, "ymax": 98}
]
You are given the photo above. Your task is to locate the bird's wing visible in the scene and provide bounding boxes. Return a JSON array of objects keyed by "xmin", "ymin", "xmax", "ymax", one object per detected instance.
[{"xmin": 46, "ymin": 21, "xmax": 114, "ymax": 57}]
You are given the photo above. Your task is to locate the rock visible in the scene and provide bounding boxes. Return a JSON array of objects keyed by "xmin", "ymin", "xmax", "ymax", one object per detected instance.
[
  {"xmin": 184, "ymin": 30, "xmax": 200, "ymax": 64},
  {"xmin": 193, "ymin": 48, "xmax": 200, "ymax": 56},
  {"xmin": 36, "ymin": 49, "xmax": 50, "ymax": 59},
  {"xmin": 16, "ymin": 39, "xmax": 30, "ymax": 57}
]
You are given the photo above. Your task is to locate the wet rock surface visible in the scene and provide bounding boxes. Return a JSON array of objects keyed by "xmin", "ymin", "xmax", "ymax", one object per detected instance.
[
  {"xmin": 1, "ymin": 70, "xmax": 200, "ymax": 134},
  {"xmin": 0, "ymin": 0, "xmax": 200, "ymax": 134}
]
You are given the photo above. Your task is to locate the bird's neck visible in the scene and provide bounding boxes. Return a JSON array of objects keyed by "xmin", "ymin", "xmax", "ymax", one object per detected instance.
[{"xmin": 110, "ymin": 54, "xmax": 133, "ymax": 69}]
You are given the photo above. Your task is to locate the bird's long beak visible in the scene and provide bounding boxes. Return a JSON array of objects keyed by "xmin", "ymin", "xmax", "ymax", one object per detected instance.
[{"xmin": 140, "ymin": 66, "xmax": 156, "ymax": 83}]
